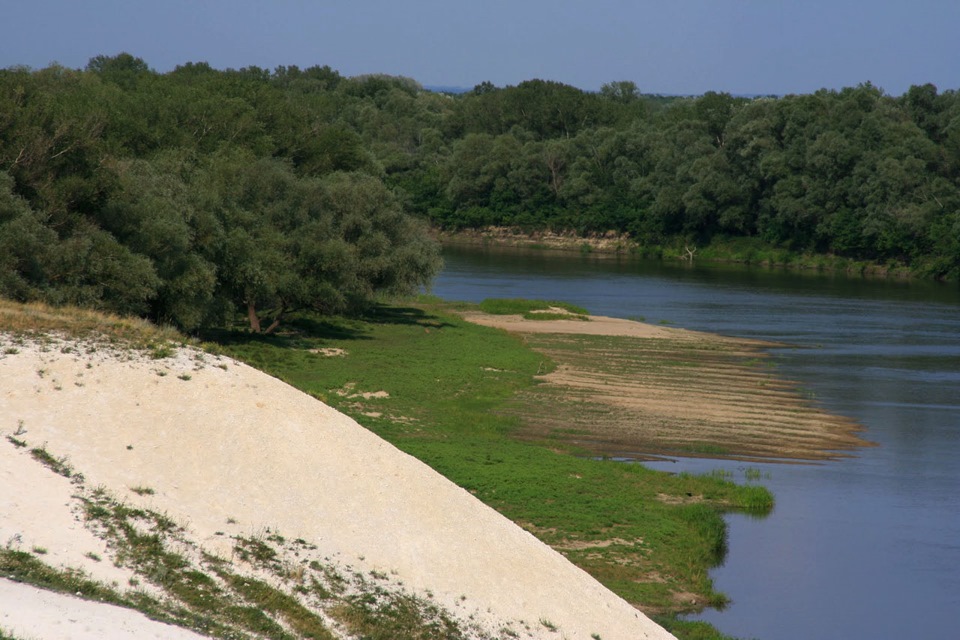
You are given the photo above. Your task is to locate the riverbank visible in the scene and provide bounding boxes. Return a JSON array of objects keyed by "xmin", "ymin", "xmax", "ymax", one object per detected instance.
[{"xmin": 435, "ymin": 227, "xmax": 918, "ymax": 279}]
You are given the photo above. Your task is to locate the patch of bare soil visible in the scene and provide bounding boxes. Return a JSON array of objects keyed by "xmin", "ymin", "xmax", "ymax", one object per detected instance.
[
  {"xmin": 462, "ymin": 313, "xmax": 873, "ymax": 462},
  {"xmin": 335, "ymin": 382, "xmax": 390, "ymax": 399},
  {"xmin": 309, "ymin": 347, "xmax": 348, "ymax": 357}
]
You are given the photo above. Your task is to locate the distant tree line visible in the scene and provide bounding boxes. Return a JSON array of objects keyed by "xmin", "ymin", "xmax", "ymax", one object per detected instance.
[
  {"xmin": 1, "ymin": 55, "xmax": 959, "ymax": 333},
  {"xmin": 418, "ymin": 79, "xmax": 960, "ymax": 279}
]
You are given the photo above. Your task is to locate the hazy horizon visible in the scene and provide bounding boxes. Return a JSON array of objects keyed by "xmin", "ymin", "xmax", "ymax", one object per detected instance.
[{"xmin": 3, "ymin": 1, "xmax": 958, "ymax": 97}]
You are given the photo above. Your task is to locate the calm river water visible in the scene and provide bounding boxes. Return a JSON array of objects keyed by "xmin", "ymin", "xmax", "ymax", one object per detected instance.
[{"xmin": 432, "ymin": 245, "xmax": 960, "ymax": 640}]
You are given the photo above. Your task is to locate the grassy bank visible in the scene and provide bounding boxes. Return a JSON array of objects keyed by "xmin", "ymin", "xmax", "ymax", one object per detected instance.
[{"xmin": 206, "ymin": 298, "xmax": 773, "ymax": 637}]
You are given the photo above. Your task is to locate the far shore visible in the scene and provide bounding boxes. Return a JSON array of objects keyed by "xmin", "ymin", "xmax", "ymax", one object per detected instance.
[{"xmin": 434, "ymin": 226, "xmax": 918, "ymax": 279}]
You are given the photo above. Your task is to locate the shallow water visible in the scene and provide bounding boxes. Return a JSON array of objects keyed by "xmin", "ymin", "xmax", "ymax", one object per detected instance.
[{"xmin": 432, "ymin": 245, "xmax": 960, "ymax": 640}]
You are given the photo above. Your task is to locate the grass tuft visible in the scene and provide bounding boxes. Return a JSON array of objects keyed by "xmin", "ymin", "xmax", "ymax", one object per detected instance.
[
  {"xmin": 30, "ymin": 446, "xmax": 73, "ymax": 478},
  {"xmin": 539, "ymin": 618, "xmax": 558, "ymax": 632}
]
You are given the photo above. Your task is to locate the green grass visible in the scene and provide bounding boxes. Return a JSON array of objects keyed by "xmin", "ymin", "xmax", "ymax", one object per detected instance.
[
  {"xmin": 219, "ymin": 572, "xmax": 335, "ymax": 640},
  {"xmin": 29, "ymin": 446, "xmax": 75, "ymax": 479},
  {"xmin": 207, "ymin": 299, "xmax": 773, "ymax": 630},
  {"xmin": 327, "ymin": 583, "xmax": 470, "ymax": 640},
  {"xmin": 130, "ymin": 485, "xmax": 155, "ymax": 496},
  {"xmin": 539, "ymin": 618, "xmax": 558, "ymax": 631},
  {"xmin": 654, "ymin": 617, "xmax": 746, "ymax": 640},
  {"xmin": 0, "ymin": 549, "xmax": 126, "ymax": 605},
  {"xmin": 680, "ymin": 443, "xmax": 732, "ymax": 457},
  {"xmin": 677, "ymin": 235, "xmax": 914, "ymax": 278}
]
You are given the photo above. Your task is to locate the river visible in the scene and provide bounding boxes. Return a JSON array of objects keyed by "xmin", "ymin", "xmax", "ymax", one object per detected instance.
[{"xmin": 431, "ymin": 244, "xmax": 960, "ymax": 640}]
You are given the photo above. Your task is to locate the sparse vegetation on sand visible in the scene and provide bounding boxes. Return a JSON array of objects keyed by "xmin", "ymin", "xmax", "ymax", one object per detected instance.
[{"xmin": 1, "ymin": 452, "xmax": 495, "ymax": 640}]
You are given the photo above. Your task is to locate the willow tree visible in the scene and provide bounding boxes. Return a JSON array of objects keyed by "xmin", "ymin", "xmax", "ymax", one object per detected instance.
[{"xmin": 198, "ymin": 151, "xmax": 441, "ymax": 333}]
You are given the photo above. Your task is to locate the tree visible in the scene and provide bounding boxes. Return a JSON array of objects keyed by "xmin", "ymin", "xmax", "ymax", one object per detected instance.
[
  {"xmin": 85, "ymin": 53, "xmax": 152, "ymax": 90},
  {"xmin": 694, "ymin": 91, "xmax": 738, "ymax": 148},
  {"xmin": 98, "ymin": 153, "xmax": 220, "ymax": 329},
  {"xmin": 600, "ymin": 80, "xmax": 640, "ymax": 104},
  {"xmin": 0, "ymin": 171, "xmax": 59, "ymax": 300},
  {"xmin": 472, "ymin": 81, "xmax": 497, "ymax": 95},
  {"xmin": 0, "ymin": 170, "xmax": 160, "ymax": 314},
  {"xmin": 444, "ymin": 134, "xmax": 504, "ymax": 211},
  {"xmin": 198, "ymin": 151, "xmax": 440, "ymax": 333},
  {"xmin": 310, "ymin": 171, "xmax": 442, "ymax": 308}
]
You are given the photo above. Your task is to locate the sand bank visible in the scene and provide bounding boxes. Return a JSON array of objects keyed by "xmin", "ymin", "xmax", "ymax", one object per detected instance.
[{"xmin": 460, "ymin": 312, "xmax": 872, "ymax": 461}]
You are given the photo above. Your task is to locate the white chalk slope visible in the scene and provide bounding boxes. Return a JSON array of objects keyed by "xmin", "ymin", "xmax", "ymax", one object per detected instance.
[{"xmin": 0, "ymin": 340, "xmax": 674, "ymax": 640}]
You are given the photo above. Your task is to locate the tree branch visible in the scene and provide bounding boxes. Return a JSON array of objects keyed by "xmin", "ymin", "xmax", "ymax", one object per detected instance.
[{"xmin": 262, "ymin": 304, "xmax": 287, "ymax": 335}]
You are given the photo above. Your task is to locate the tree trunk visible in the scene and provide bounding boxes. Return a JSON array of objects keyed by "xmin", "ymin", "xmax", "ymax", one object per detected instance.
[{"xmin": 247, "ymin": 301, "xmax": 261, "ymax": 333}]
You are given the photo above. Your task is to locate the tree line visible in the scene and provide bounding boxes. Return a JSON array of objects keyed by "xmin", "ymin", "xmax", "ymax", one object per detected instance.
[
  {"xmin": 1, "ymin": 55, "xmax": 958, "ymax": 332},
  {"xmin": 417, "ymin": 80, "xmax": 960, "ymax": 279},
  {"xmin": 0, "ymin": 55, "xmax": 442, "ymax": 331}
]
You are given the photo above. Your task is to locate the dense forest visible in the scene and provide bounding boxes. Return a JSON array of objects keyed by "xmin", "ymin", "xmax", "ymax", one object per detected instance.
[{"xmin": 2, "ymin": 55, "xmax": 959, "ymax": 330}]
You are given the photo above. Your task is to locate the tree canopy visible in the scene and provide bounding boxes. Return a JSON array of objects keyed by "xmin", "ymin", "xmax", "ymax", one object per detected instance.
[{"xmin": 0, "ymin": 56, "xmax": 442, "ymax": 331}]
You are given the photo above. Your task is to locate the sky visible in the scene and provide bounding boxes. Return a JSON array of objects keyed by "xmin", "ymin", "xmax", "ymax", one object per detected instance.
[{"xmin": 3, "ymin": 1, "xmax": 958, "ymax": 96}]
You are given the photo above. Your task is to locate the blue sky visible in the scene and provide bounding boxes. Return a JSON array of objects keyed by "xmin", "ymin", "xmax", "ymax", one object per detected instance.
[{"xmin": 3, "ymin": 1, "xmax": 957, "ymax": 96}]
